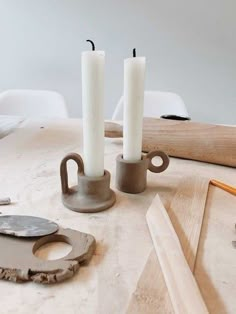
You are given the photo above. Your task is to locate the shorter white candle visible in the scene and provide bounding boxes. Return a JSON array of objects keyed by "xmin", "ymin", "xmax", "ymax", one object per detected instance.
[
  {"xmin": 123, "ymin": 49, "xmax": 146, "ymax": 161},
  {"xmin": 81, "ymin": 40, "xmax": 105, "ymax": 177}
]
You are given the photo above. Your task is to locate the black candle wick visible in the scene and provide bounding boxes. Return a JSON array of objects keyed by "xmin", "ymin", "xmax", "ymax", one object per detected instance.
[
  {"xmin": 86, "ymin": 39, "xmax": 95, "ymax": 51},
  {"xmin": 133, "ymin": 48, "xmax": 136, "ymax": 57}
]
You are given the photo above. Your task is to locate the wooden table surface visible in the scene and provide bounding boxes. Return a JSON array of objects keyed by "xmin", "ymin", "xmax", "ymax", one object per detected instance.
[{"xmin": 0, "ymin": 118, "xmax": 235, "ymax": 314}]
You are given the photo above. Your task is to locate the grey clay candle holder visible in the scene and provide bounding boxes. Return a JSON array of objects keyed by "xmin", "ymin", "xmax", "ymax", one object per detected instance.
[
  {"xmin": 116, "ymin": 151, "xmax": 170, "ymax": 194},
  {"xmin": 60, "ymin": 153, "xmax": 116, "ymax": 213}
]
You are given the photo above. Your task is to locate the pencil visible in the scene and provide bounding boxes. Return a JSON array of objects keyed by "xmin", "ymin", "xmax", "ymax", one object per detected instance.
[{"xmin": 211, "ymin": 179, "xmax": 236, "ymax": 196}]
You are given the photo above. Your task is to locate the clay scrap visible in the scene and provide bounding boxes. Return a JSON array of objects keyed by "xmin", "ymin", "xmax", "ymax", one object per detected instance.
[
  {"xmin": 0, "ymin": 227, "xmax": 95, "ymax": 284},
  {"xmin": 0, "ymin": 198, "xmax": 11, "ymax": 206}
]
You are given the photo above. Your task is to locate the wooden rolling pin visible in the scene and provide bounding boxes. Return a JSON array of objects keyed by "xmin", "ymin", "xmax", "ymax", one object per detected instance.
[{"xmin": 105, "ymin": 118, "xmax": 236, "ymax": 167}]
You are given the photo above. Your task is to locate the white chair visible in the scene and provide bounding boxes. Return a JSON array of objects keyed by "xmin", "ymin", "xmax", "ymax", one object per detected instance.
[
  {"xmin": 0, "ymin": 89, "xmax": 68, "ymax": 118},
  {"xmin": 112, "ymin": 91, "xmax": 189, "ymax": 120}
]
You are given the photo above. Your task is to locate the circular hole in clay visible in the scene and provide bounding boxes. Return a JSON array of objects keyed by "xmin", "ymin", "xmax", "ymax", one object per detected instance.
[
  {"xmin": 151, "ymin": 156, "xmax": 163, "ymax": 167},
  {"xmin": 34, "ymin": 241, "xmax": 72, "ymax": 260}
]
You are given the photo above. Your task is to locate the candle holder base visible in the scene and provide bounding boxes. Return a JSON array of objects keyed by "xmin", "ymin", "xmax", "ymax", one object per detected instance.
[
  {"xmin": 60, "ymin": 153, "xmax": 116, "ymax": 213},
  {"xmin": 116, "ymin": 151, "xmax": 169, "ymax": 194}
]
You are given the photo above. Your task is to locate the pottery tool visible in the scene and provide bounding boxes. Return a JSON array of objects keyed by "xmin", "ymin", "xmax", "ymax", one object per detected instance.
[
  {"xmin": 105, "ymin": 118, "xmax": 236, "ymax": 167},
  {"xmin": 211, "ymin": 179, "xmax": 236, "ymax": 196},
  {"xmin": 146, "ymin": 194, "xmax": 209, "ymax": 314},
  {"xmin": 0, "ymin": 226, "xmax": 95, "ymax": 284},
  {"xmin": 0, "ymin": 198, "xmax": 11, "ymax": 205},
  {"xmin": 127, "ymin": 176, "xmax": 209, "ymax": 314},
  {"xmin": 0, "ymin": 215, "xmax": 59, "ymax": 237}
]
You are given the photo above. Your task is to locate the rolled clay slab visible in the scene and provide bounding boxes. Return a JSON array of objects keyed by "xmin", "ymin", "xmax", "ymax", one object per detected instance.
[
  {"xmin": 0, "ymin": 215, "xmax": 59, "ymax": 237},
  {"xmin": 0, "ymin": 227, "xmax": 95, "ymax": 284}
]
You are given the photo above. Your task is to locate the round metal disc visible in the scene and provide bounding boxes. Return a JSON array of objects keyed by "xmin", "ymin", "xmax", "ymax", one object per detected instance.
[{"xmin": 0, "ymin": 215, "xmax": 59, "ymax": 237}]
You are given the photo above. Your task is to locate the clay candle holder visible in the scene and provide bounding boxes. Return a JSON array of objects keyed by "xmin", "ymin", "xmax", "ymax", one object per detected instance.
[
  {"xmin": 116, "ymin": 151, "xmax": 170, "ymax": 194},
  {"xmin": 60, "ymin": 153, "xmax": 116, "ymax": 213}
]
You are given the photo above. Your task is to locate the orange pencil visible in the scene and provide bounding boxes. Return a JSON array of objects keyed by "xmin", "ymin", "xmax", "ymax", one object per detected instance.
[{"xmin": 211, "ymin": 179, "xmax": 236, "ymax": 196}]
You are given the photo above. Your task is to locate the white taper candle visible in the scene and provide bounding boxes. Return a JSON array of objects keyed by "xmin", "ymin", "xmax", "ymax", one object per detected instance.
[
  {"xmin": 123, "ymin": 50, "xmax": 146, "ymax": 161},
  {"xmin": 81, "ymin": 44, "xmax": 105, "ymax": 177}
]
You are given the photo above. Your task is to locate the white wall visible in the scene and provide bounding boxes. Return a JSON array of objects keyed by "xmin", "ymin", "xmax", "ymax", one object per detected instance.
[{"xmin": 0, "ymin": 0, "xmax": 235, "ymax": 124}]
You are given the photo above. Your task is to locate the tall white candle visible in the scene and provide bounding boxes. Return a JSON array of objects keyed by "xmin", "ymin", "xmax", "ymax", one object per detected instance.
[
  {"xmin": 123, "ymin": 50, "xmax": 146, "ymax": 161},
  {"xmin": 81, "ymin": 44, "xmax": 105, "ymax": 177}
]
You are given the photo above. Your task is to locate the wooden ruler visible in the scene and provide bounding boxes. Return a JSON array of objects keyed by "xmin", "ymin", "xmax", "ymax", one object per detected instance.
[{"xmin": 127, "ymin": 176, "xmax": 209, "ymax": 313}]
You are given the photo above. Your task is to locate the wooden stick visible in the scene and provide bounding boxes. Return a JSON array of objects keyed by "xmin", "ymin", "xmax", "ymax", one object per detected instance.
[
  {"xmin": 211, "ymin": 179, "xmax": 236, "ymax": 196},
  {"xmin": 127, "ymin": 176, "xmax": 209, "ymax": 313},
  {"xmin": 105, "ymin": 118, "xmax": 236, "ymax": 167},
  {"xmin": 146, "ymin": 194, "xmax": 209, "ymax": 314}
]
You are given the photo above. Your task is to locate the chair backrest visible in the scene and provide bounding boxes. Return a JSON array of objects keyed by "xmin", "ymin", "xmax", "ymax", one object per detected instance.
[
  {"xmin": 112, "ymin": 91, "xmax": 189, "ymax": 120},
  {"xmin": 0, "ymin": 89, "xmax": 68, "ymax": 118}
]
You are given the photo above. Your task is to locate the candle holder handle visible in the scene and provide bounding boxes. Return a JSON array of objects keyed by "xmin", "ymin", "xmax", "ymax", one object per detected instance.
[
  {"xmin": 146, "ymin": 150, "xmax": 170, "ymax": 173},
  {"xmin": 60, "ymin": 153, "xmax": 84, "ymax": 194}
]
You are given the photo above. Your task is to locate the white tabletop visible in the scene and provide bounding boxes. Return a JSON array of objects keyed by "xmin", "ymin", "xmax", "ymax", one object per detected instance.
[{"xmin": 0, "ymin": 118, "xmax": 235, "ymax": 314}]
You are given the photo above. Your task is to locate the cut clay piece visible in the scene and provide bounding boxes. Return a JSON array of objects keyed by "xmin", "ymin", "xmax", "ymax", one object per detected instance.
[
  {"xmin": 0, "ymin": 215, "xmax": 59, "ymax": 237},
  {"xmin": 0, "ymin": 227, "xmax": 95, "ymax": 284}
]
